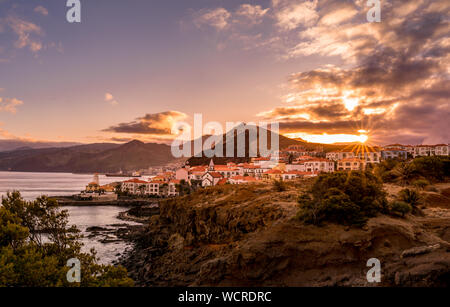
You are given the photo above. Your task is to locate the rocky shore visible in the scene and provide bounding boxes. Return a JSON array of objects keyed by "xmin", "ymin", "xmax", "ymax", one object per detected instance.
[
  {"xmin": 51, "ymin": 195, "xmax": 160, "ymax": 207},
  {"xmin": 120, "ymin": 183, "xmax": 450, "ymax": 287}
]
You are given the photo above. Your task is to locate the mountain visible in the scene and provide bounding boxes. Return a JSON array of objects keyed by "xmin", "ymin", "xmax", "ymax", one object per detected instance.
[
  {"xmin": 186, "ymin": 124, "xmax": 308, "ymax": 166},
  {"xmin": 0, "ymin": 141, "xmax": 180, "ymax": 173},
  {"xmin": 0, "ymin": 140, "xmax": 81, "ymax": 152}
]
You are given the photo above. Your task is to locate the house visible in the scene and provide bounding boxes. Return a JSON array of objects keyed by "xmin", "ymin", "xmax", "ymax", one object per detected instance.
[
  {"xmin": 263, "ymin": 169, "xmax": 283, "ymax": 180},
  {"xmin": 280, "ymin": 171, "xmax": 300, "ymax": 180},
  {"xmin": 381, "ymin": 148, "xmax": 407, "ymax": 160},
  {"xmin": 238, "ymin": 163, "xmax": 264, "ymax": 177},
  {"xmin": 354, "ymin": 149, "xmax": 381, "ymax": 164},
  {"xmin": 303, "ymin": 158, "xmax": 334, "ymax": 173},
  {"xmin": 121, "ymin": 178, "xmax": 148, "ymax": 194},
  {"xmin": 85, "ymin": 173, "xmax": 100, "ymax": 191},
  {"xmin": 201, "ymin": 172, "xmax": 224, "ymax": 187},
  {"xmin": 167, "ymin": 180, "xmax": 180, "ymax": 197},
  {"xmin": 326, "ymin": 151, "xmax": 355, "ymax": 161},
  {"xmin": 175, "ymin": 167, "xmax": 189, "ymax": 181},
  {"xmin": 229, "ymin": 175, "xmax": 258, "ymax": 184},
  {"xmin": 86, "ymin": 181, "xmax": 100, "ymax": 192},
  {"xmin": 337, "ymin": 158, "xmax": 364, "ymax": 171},
  {"xmin": 434, "ymin": 144, "xmax": 449, "ymax": 156},
  {"xmin": 146, "ymin": 181, "xmax": 160, "ymax": 196},
  {"xmin": 214, "ymin": 164, "xmax": 240, "ymax": 178},
  {"xmin": 285, "ymin": 163, "xmax": 306, "ymax": 172}
]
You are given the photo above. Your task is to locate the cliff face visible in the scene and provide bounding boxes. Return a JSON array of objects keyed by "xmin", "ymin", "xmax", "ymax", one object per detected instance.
[{"xmin": 122, "ymin": 183, "xmax": 450, "ymax": 287}]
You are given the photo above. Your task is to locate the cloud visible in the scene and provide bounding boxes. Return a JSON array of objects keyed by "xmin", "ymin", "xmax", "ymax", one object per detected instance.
[
  {"xmin": 0, "ymin": 97, "xmax": 23, "ymax": 113},
  {"xmin": 34, "ymin": 6, "xmax": 49, "ymax": 16},
  {"xmin": 235, "ymin": 4, "xmax": 269, "ymax": 24},
  {"xmin": 104, "ymin": 93, "xmax": 118, "ymax": 106},
  {"xmin": 194, "ymin": 8, "xmax": 231, "ymax": 30},
  {"xmin": 2, "ymin": 16, "xmax": 44, "ymax": 52},
  {"xmin": 273, "ymin": 0, "xmax": 319, "ymax": 30},
  {"xmin": 253, "ymin": 0, "xmax": 450, "ymax": 144},
  {"xmin": 103, "ymin": 111, "xmax": 188, "ymax": 136}
]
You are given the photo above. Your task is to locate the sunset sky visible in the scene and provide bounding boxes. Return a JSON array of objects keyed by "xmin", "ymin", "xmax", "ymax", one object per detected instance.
[{"xmin": 0, "ymin": 0, "xmax": 448, "ymax": 146}]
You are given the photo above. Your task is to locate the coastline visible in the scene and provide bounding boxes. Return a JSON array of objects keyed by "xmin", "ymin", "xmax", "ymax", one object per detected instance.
[{"xmin": 50, "ymin": 195, "xmax": 160, "ymax": 207}]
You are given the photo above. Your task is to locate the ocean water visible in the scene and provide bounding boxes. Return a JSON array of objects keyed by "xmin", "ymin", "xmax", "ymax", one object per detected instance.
[
  {"xmin": 0, "ymin": 171, "xmax": 138, "ymax": 200},
  {"xmin": 0, "ymin": 171, "xmax": 142, "ymax": 264}
]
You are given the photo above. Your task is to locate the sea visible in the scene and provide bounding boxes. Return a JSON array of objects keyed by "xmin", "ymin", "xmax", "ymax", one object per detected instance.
[{"xmin": 0, "ymin": 171, "xmax": 142, "ymax": 264}]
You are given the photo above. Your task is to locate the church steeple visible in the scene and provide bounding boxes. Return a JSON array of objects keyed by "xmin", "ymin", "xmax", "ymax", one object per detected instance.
[{"xmin": 209, "ymin": 159, "xmax": 215, "ymax": 171}]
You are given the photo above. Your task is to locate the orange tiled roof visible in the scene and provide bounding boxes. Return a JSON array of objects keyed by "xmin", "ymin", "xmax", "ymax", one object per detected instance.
[
  {"xmin": 123, "ymin": 179, "xmax": 148, "ymax": 184},
  {"xmin": 205, "ymin": 171, "xmax": 223, "ymax": 178},
  {"xmin": 217, "ymin": 178, "xmax": 228, "ymax": 185},
  {"xmin": 264, "ymin": 169, "xmax": 283, "ymax": 174}
]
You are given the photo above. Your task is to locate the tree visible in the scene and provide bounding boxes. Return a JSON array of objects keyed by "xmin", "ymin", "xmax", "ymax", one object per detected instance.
[
  {"xmin": 273, "ymin": 179, "xmax": 286, "ymax": 192},
  {"xmin": 412, "ymin": 179, "xmax": 429, "ymax": 190},
  {"xmin": 0, "ymin": 192, "xmax": 133, "ymax": 287},
  {"xmin": 389, "ymin": 201, "xmax": 412, "ymax": 217},
  {"xmin": 297, "ymin": 171, "xmax": 387, "ymax": 226},
  {"xmin": 391, "ymin": 162, "xmax": 417, "ymax": 185},
  {"xmin": 398, "ymin": 188, "xmax": 422, "ymax": 214}
]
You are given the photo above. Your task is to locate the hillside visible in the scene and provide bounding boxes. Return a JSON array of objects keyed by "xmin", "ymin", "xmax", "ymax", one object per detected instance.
[
  {"xmin": 0, "ymin": 139, "xmax": 81, "ymax": 152},
  {"xmin": 0, "ymin": 140, "xmax": 179, "ymax": 173},
  {"xmin": 122, "ymin": 181, "xmax": 450, "ymax": 287},
  {"xmin": 186, "ymin": 124, "xmax": 310, "ymax": 166}
]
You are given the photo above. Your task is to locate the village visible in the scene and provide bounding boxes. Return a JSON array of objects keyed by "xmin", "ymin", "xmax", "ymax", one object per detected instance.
[{"xmin": 78, "ymin": 143, "xmax": 450, "ymax": 200}]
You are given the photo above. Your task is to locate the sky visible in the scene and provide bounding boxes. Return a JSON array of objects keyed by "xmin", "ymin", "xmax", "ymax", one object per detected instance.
[{"xmin": 0, "ymin": 0, "xmax": 448, "ymax": 146}]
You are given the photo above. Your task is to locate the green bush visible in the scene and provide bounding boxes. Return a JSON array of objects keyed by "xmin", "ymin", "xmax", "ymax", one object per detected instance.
[
  {"xmin": 412, "ymin": 179, "xmax": 429, "ymax": 189},
  {"xmin": 398, "ymin": 188, "xmax": 422, "ymax": 209},
  {"xmin": 0, "ymin": 191, "xmax": 133, "ymax": 287},
  {"xmin": 273, "ymin": 179, "xmax": 286, "ymax": 192},
  {"xmin": 389, "ymin": 201, "xmax": 412, "ymax": 217},
  {"xmin": 297, "ymin": 171, "xmax": 387, "ymax": 226}
]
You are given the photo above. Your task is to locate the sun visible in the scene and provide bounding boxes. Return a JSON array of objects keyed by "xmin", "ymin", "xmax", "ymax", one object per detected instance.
[
  {"xmin": 284, "ymin": 132, "xmax": 369, "ymax": 144},
  {"xmin": 343, "ymin": 96, "xmax": 359, "ymax": 111}
]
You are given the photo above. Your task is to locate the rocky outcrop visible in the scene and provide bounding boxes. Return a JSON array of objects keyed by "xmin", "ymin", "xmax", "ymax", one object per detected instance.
[{"xmin": 121, "ymin": 183, "xmax": 450, "ymax": 287}]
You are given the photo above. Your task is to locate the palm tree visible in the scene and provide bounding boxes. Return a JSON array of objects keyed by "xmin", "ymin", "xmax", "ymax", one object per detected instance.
[
  {"xmin": 398, "ymin": 188, "xmax": 422, "ymax": 214},
  {"xmin": 392, "ymin": 162, "xmax": 417, "ymax": 185}
]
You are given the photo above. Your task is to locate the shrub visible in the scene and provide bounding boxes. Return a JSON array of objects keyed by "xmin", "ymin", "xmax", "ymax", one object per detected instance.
[
  {"xmin": 273, "ymin": 179, "xmax": 286, "ymax": 192},
  {"xmin": 297, "ymin": 171, "xmax": 387, "ymax": 226},
  {"xmin": 389, "ymin": 201, "xmax": 412, "ymax": 217},
  {"xmin": 398, "ymin": 188, "xmax": 422, "ymax": 209},
  {"xmin": 0, "ymin": 191, "xmax": 133, "ymax": 287},
  {"xmin": 412, "ymin": 179, "xmax": 429, "ymax": 189}
]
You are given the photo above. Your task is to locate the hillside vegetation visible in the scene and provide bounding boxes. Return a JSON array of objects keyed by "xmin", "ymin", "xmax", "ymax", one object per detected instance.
[{"xmin": 123, "ymin": 173, "xmax": 450, "ymax": 287}]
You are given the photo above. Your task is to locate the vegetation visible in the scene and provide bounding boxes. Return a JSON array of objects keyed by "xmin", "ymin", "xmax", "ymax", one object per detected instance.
[
  {"xmin": 297, "ymin": 171, "xmax": 387, "ymax": 226},
  {"xmin": 273, "ymin": 179, "xmax": 287, "ymax": 192},
  {"xmin": 389, "ymin": 201, "xmax": 412, "ymax": 217},
  {"xmin": 375, "ymin": 156, "xmax": 450, "ymax": 185},
  {"xmin": 0, "ymin": 192, "xmax": 133, "ymax": 287},
  {"xmin": 412, "ymin": 179, "xmax": 430, "ymax": 190},
  {"xmin": 398, "ymin": 188, "xmax": 422, "ymax": 214}
]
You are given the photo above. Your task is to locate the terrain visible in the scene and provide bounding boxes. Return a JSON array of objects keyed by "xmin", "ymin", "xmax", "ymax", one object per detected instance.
[
  {"xmin": 121, "ymin": 181, "xmax": 450, "ymax": 287},
  {"xmin": 0, "ymin": 140, "xmax": 181, "ymax": 173}
]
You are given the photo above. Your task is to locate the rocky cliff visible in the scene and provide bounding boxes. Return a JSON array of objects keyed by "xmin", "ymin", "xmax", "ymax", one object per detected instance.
[{"xmin": 122, "ymin": 183, "xmax": 450, "ymax": 287}]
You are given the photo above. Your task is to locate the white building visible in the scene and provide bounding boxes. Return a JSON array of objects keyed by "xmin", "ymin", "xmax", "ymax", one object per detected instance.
[
  {"xmin": 285, "ymin": 163, "xmax": 306, "ymax": 172},
  {"xmin": 326, "ymin": 151, "xmax": 355, "ymax": 161},
  {"xmin": 337, "ymin": 158, "xmax": 364, "ymax": 171},
  {"xmin": 121, "ymin": 179, "xmax": 148, "ymax": 194},
  {"xmin": 303, "ymin": 158, "xmax": 335, "ymax": 173},
  {"xmin": 355, "ymin": 151, "xmax": 381, "ymax": 164}
]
